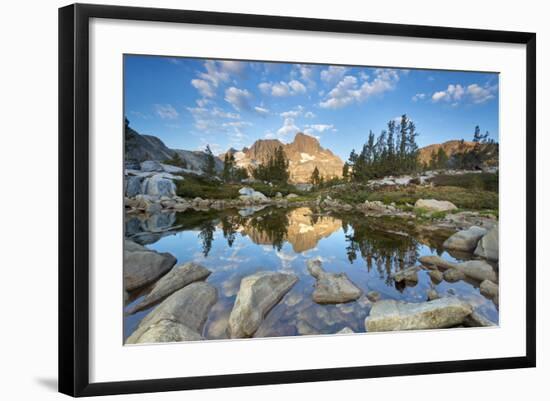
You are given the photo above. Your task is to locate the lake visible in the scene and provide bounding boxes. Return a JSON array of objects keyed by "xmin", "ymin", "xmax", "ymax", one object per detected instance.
[{"xmin": 124, "ymin": 206, "xmax": 499, "ymax": 341}]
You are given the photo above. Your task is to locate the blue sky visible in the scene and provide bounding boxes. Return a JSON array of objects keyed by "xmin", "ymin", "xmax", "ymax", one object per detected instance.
[{"xmin": 124, "ymin": 54, "xmax": 499, "ymax": 161}]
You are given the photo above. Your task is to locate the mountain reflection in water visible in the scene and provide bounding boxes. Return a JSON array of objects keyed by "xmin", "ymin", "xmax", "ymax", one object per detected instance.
[{"xmin": 124, "ymin": 206, "xmax": 498, "ymax": 340}]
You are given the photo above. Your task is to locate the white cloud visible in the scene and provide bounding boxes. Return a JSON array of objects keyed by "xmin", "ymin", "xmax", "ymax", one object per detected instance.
[
  {"xmin": 412, "ymin": 93, "xmax": 426, "ymax": 102},
  {"xmin": 211, "ymin": 107, "xmax": 240, "ymax": 119},
  {"xmin": 431, "ymin": 84, "xmax": 465, "ymax": 103},
  {"xmin": 295, "ymin": 64, "xmax": 316, "ymax": 88},
  {"xmin": 191, "ymin": 79, "xmax": 216, "ymax": 98},
  {"xmin": 431, "ymin": 83, "xmax": 496, "ymax": 104},
  {"xmin": 154, "ymin": 104, "xmax": 179, "ymax": 119},
  {"xmin": 466, "ymin": 83, "xmax": 496, "ymax": 104},
  {"xmin": 254, "ymin": 106, "xmax": 270, "ymax": 116},
  {"xmin": 224, "ymin": 87, "xmax": 252, "ymax": 111},
  {"xmin": 277, "ymin": 117, "xmax": 300, "ymax": 139},
  {"xmin": 280, "ymin": 110, "xmax": 301, "ymax": 118},
  {"xmin": 305, "ymin": 111, "xmax": 316, "ymax": 119},
  {"xmin": 305, "ymin": 124, "xmax": 334, "ymax": 133},
  {"xmin": 258, "ymin": 80, "xmax": 307, "ymax": 97},
  {"xmin": 319, "ymin": 69, "xmax": 400, "ymax": 109},
  {"xmin": 320, "ymin": 66, "xmax": 349, "ymax": 84}
]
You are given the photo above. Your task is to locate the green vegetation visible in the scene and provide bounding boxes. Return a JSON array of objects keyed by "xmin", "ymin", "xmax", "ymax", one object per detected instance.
[
  {"xmin": 347, "ymin": 115, "xmax": 420, "ymax": 181},
  {"xmin": 364, "ymin": 186, "xmax": 498, "ymax": 210},
  {"xmin": 203, "ymin": 145, "xmax": 216, "ymax": 177},
  {"xmin": 222, "ymin": 152, "xmax": 248, "ymax": 182},
  {"xmin": 251, "ymin": 146, "xmax": 289, "ymax": 183},
  {"xmin": 175, "ymin": 175, "xmax": 240, "ymax": 199},
  {"xmin": 164, "ymin": 152, "xmax": 187, "ymax": 169},
  {"xmin": 427, "ymin": 147, "xmax": 449, "ymax": 170},
  {"xmin": 429, "ymin": 172, "xmax": 498, "ymax": 192}
]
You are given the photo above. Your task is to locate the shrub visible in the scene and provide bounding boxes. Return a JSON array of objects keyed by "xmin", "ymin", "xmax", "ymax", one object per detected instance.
[{"xmin": 429, "ymin": 172, "xmax": 498, "ymax": 192}]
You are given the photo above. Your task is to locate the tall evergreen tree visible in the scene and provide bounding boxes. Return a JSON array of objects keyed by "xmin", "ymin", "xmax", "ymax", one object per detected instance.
[
  {"xmin": 204, "ymin": 145, "xmax": 216, "ymax": 177},
  {"xmin": 310, "ymin": 166, "xmax": 321, "ymax": 185}
]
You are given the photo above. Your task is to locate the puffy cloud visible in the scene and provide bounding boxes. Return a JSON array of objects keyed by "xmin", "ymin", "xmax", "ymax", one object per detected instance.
[
  {"xmin": 191, "ymin": 79, "xmax": 216, "ymax": 98},
  {"xmin": 431, "ymin": 83, "xmax": 496, "ymax": 104},
  {"xmin": 258, "ymin": 80, "xmax": 307, "ymax": 97},
  {"xmin": 319, "ymin": 69, "xmax": 400, "ymax": 109},
  {"xmin": 224, "ymin": 87, "xmax": 252, "ymax": 111},
  {"xmin": 305, "ymin": 111, "xmax": 316, "ymax": 119},
  {"xmin": 295, "ymin": 64, "xmax": 317, "ymax": 88},
  {"xmin": 305, "ymin": 124, "xmax": 334, "ymax": 133},
  {"xmin": 431, "ymin": 84, "xmax": 465, "ymax": 102},
  {"xmin": 466, "ymin": 83, "xmax": 496, "ymax": 104},
  {"xmin": 277, "ymin": 117, "xmax": 300, "ymax": 139},
  {"xmin": 320, "ymin": 66, "xmax": 349, "ymax": 84},
  {"xmin": 211, "ymin": 108, "xmax": 240, "ymax": 119},
  {"xmin": 154, "ymin": 104, "xmax": 179, "ymax": 119},
  {"xmin": 412, "ymin": 93, "xmax": 426, "ymax": 102}
]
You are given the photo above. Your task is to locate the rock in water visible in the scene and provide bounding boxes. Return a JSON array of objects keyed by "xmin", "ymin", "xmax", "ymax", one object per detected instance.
[
  {"xmin": 455, "ymin": 260, "xmax": 497, "ymax": 282},
  {"xmin": 414, "ymin": 199, "xmax": 458, "ymax": 212},
  {"xmin": 124, "ymin": 240, "xmax": 176, "ymax": 291},
  {"xmin": 443, "ymin": 226, "xmax": 488, "ymax": 252},
  {"xmin": 228, "ymin": 271, "xmax": 298, "ymax": 338},
  {"xmin": 480, "ymin": 279, "xmax": 499, "ymax": 304},
  {"xmin": 474, "ymin": 224, "xmax": 499, "ymax": 261},
  {"xmin": 128, "ymin": 262, "xmax": 211, "ymax": 313},
  {"xmin": 419, "ymin": 255, "xmax": 456, "ymax": 270},
  {"xmin": 392, "ymin": 266, "xmax": 420, "ymax": 283},
  {"xmin": 365, "ymin": 298, "xmax": 473, "ymax": 332},
  {"xmin": 307, "ymin": 259, "xmax": 362, "ymax": 304},
  {"xmin": 126, "ymin": 282, "xmax": 217, "ymax": 344},
  {"xmin": 336, "ymin": 327, "xmax": 355, "ymax": 334},
  {"xmin": 463, "ymin": 311, "xmax": 496, "ymax": 327}
]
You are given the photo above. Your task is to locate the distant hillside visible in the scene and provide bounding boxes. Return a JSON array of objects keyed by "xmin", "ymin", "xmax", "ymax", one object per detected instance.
[
  {"xmin": 418, "ymin": 140, "xmax": 477, "ymax": 165},
  {"xmin": 125, "ymin": 124, "xmax": 223, "ymax": 172}
]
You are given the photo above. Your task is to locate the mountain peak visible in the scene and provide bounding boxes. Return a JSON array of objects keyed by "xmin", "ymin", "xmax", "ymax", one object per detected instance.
[{"xmin": 290, "ymin": 132, "xmax": 321, "ymax": 153}]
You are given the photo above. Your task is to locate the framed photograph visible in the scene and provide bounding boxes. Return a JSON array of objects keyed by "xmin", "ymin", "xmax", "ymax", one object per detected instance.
[{"xmin": 59, "ymin": 3, "xmax": 536, "ymax": 397}]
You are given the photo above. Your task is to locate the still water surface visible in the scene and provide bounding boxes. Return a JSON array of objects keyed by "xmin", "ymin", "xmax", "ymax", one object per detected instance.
[{"xmin": 124, "ymin": 207, "xmax": 498, "ymax": 340}]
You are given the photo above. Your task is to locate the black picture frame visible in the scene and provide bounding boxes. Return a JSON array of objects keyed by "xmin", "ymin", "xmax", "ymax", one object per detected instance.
[{"xmin": 59, "ymin": 3, "xmax": 536, "ymax": 397}]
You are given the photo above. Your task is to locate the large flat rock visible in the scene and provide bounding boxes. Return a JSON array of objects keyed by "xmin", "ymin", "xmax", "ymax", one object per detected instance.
[
  {"xmin": 124, "ymin": 240, "xmax": 176, "ymax": 291},
  {"xmin": 365, "ymin": 298, "xmax": 473, "ymax": 332},
  {"xmin": 443, "ymin": 226, "xmax": 487, "ymax": 252},
  {"xmin": 126, "ymin": 282, "xmax": 217, "ymax": 344},
  {"xmin": 414, "ymin": 199, "xmax": 458, "ymax": 212},
  {"xmin": 228, "ymin": 271, "xmax": 298, "ymax": 338},
  {"xmin": 128, "ymin": 262, "xmax": 211, "ymax": 313},
  {"xmin": 307, "ymin": 259, "xmax": 362, "ymax": 304}
]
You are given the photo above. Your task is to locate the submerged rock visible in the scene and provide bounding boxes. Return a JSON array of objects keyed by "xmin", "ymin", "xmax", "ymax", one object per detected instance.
[
  {"xmin": 228, "ymin": 271, "xmax": 298, "ymax": 338},
  {"xmin": 427, "ymin": 289, "xmax": 440, "ymax": 301},
  {"xmin": 414, "ymin": 199, "xmax": 458, "ymax": 212},
  {"xmin": 366, "ymin": 291, "xmax": 381, "ymax": 303},
  {"xmin": 428, "ymin": 269, "xmax": 443, "ymax": 284},
  {"xmin": 336, "ymin": 327, "xmax": 355, "ymax": 334},
  {"xmin": 480, "ymin": 279, "xmax": 499, "ymax": 304},
  {"xmin": 419, "ymin": 255, "xmax": 456, "ymax": 270},
  {"xmin": 128, "ymin": 262, "xmax": 211, "ymax": 313},
  {"xmin": 443, "ymin": 268, "xmax": 466, "ymax": 282},
  {"xmin": 124, "ymin": 240, "xmax": 176, "ymax": 291},
  {"xmin": 474, "ymin": 224, "xmax": 499, "ymax": 261},
  {"xmin": 463, "ymin": 311, "xmax": 496, "ymax": 327},
  {"xmin": 455, "ymin": 260, "xmax": 497, "ymax": 282},
  {"xmin": 392, "ymin": 266, "xmax": 420, "ymax": 283},
  {"xmin": 365, "ymin": 298, "xmax": 473, "ymax": 332},
  {"xmin": 443, "ymin": 226, "xmax": 488, "ymax": 252},
  {"xmin": 126, "ymin": 282, "xmax": 217, "ymax": 344},
  {"xmin": 307, "ymin": 259, "xmax": 362, "ymax": 304}
]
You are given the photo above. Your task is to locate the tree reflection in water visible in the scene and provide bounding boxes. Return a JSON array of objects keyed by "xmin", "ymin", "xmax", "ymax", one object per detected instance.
[{"xmin": 338, "ymin": 214, "xmax": 419, "ymax": 287}]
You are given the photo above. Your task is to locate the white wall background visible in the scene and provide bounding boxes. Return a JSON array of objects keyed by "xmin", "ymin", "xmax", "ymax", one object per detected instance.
[{"xmin": 0, "ymin": 0, "xmax": 546, "ymax": 399}]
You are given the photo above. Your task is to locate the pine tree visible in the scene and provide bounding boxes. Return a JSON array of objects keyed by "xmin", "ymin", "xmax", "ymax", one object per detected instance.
[
  {"xmin": 222, "ymin": 152, "xmax": 236, "ymax": 182},
  {"xmin": 436, "ymin": 147, "xmax": 448, "ymax": 169},
  {"xmin": 310, "ymin": 166, "xmax": 320, "ymax": 185},
  {"xmin": 342, "ymin": 162, "xmax": 350, "ymax": 180},
  {"xmin": 204, "ymin": 145, "xmax": 216, "ymax": 177}
]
